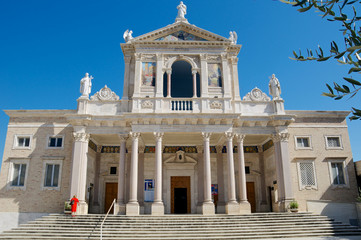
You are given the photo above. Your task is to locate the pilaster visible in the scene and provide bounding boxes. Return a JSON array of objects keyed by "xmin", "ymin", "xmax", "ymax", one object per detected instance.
[
  {"xmin": 200, "ymin": 54, "xmax": 209, "ymax": 98},
  {"xmin": 114, "ymin": 135, "xmax": 127, "ymax": 215},
  {"xmin": 122, "ymin": 55, "xmax": 131, "ymax": 100},
  {"xmin": 201, "ymin": 132, "xmax": 215, "ymax": 215},
  {"xmin": 132, "ymin": 53, "xmax": 142, "ymax": 98},
  {"xmin": 221, "ymin": 54, "xmax": 232, "ymax": 98},
  {"xmin": 155, "ymin": 54, "xmax": 164, "ymax": 98}
]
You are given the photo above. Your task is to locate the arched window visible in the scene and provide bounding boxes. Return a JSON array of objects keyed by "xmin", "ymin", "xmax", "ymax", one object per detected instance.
[{"xmin": 163, "ymin": 60, "xmax": 200, "ymax": 98}]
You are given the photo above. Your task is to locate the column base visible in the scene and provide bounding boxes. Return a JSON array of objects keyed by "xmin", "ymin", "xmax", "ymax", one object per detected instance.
[
  {"xmin": 239, "ymin": 201, "xmax": 251, "ymax": 214},
  {"xmin": 126, "ymin": 202, "xmax": 139, "ymax": 216},
  {"xmin": 151, "ymin": 202, "xmax": 164, "ymax": 216},
  {"xmin": 114, "ymin": 203, "xmax": 126, "ymax": 215},
  {"xmin": 201, "ymin": 202, "xmax": 215, "ymax": 215},
  {"xmin": 225, "ymin": 201, "xmax": 240, "ymax": 215},
  {"xmin": 76, "ymin": 201, "xmax": 88, "ymax": 215}
]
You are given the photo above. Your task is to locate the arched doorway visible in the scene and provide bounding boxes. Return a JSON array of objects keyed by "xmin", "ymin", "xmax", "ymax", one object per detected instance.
[{"xmin": 163, "ymin": 60, "xmax": 200, "ymax": 98}]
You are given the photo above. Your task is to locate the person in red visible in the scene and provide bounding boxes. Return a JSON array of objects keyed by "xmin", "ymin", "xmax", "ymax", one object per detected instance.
[{"xmin": 70, "ymin": 195, "xmax": 79, "ymax": 217}]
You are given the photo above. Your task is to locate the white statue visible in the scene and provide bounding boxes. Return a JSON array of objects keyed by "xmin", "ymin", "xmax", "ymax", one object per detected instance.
[
  {"xmin": 123, "ymin": 30, "xmax": 133, "ymax": 43},
  {"xmin": 177, "ymin": 1, "xmax": 187, "ymax": 19},
  {"xmin": 269, "ymin": 74, "xmax": 282, "ymax": 100},
  {"xmin": 80, "ymin": 73, "xmax": 93, "ymax": 98},
  {"xmin": 229, "ymin": 31, "xmax": 237, "ymax": 44}
]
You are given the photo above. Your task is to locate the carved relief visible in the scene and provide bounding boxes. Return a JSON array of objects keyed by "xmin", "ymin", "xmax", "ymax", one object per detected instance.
[
  {"xmin": 207, "ymin": 55, "xmax": 221, "ymax": 62},
  {"xmin": 242, "ymin": 87, "xmax": 271, "ymax": 102},
  {"xmin": 141, "ymin": 54, "xmax": 156, "ymax": 61},
  {"xmin": 141, "ymin": 100, "xmax": 154, "ymax": 109},
  {"xmin": 91, "ymin": 85, "xmax": 120, "ymax": 101},
  {"xmin": 73, "ymin": 132, "xmax": 90, "ymax": 142},
  {"xmin": 272, "ymin": 132, "xmax": 290, "ymax": 142},
  {"xmin": 210, "ymin": 101, "xmax": 223, "ymax": 109}
]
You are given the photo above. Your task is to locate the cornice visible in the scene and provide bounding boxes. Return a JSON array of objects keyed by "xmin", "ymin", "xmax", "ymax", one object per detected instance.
[{"xmin": 4, "ymin": 110, "xmax": 76, "ymax": 118}]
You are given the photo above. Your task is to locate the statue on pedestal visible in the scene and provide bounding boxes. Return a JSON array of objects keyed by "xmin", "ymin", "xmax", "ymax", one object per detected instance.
[
  {"xmin": 123, "ymin": 30, "xmax": 133, "ymax": 43},
  {"xmin": 176, "ymin": 1, "xmax": 187, "ymax": 22},
  {"xmin": 229, "ymin": 31, "xmax": 237, "ymax": 44},
  {"xmin": 268, "ymin": 74, "xmax": 282, "ymax": 100},
  {"xmin": 80, "ymin": 73, "xmax": 93, "ymax": 98}
]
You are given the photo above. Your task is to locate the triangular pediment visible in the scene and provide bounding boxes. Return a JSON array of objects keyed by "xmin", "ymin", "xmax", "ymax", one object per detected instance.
[{"xmin": 131, "ymin": 22, "xmax": 230, "ymax": 43}]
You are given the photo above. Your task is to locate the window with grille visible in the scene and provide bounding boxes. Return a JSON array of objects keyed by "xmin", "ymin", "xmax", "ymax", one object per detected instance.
[
  {"xmin": 295, "ymin": 136, "xmax": 311, "ymax": 149},
  {"xmin": 325, "ymin": 136, "xmax": 342, "ymax": 149},
  {"xmin": 297, "ymin": 160, "xmax": 317, "ymax": 190}
]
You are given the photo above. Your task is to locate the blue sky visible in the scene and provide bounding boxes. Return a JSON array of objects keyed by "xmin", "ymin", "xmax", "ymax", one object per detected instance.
[{"xmin": 0, "ymin": 0, "xmax": 360, "ymax": 170}]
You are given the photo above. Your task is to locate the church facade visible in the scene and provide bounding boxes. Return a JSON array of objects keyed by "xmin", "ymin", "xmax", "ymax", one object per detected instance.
[{"xmin": 0, "ymin": 2, "xmax": 358, "ymax": 231}]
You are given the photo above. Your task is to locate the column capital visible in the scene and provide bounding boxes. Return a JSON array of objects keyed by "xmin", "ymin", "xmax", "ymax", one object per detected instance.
[
  {"xmin": 118, "ymin": 134, "xmax": 129, "ymax": 142},
  {"xmin": 134, "ymin": 53, "xmax": 142, "ymax": 61},
  {"xmin": 224, "ymin": 132, "xmax": 234, "ymax": 141},
  {"xmin": 129, "ymin": 132, "xmax": 141, "ymax": 140},
  {"xmin": 166, "ymin": 69, "xmax": 172, "ymax": 75},
  {"xmin": 73, "ymin": 132, "xmax": 90, "ymax": 142},
  {"xmin": 124, "ymin": 55, "xmax": 132, "ymax": 63},
  {"xmin": 235, "ymin": 134, "xmax": 246, "ymax": 143},
  {"xmin": 201, "ymin": 132, "xmax": 211, "ymax": 141},
  {"xmin": 200, "ymin": 53, "xmax": 208, "ymax": 61},
  {"xmin": 156, "ymin": 53, "xmax": 163, "ymax": 60},
  {"xmin": 192, "ymin": 69, "xmax": 198, "ymax": 75},
  {"xmin": 153, "ymin": 132, "xmax": 164, "ymax": 141},
  {"xmin": 272, "ymin": 132, "xmax": 290, "ymax": 143}
]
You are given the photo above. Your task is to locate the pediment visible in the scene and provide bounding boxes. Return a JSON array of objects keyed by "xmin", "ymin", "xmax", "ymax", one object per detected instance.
[{"xmin": 132, "ymin": 22, "xmax": 230, "ymax": 43}]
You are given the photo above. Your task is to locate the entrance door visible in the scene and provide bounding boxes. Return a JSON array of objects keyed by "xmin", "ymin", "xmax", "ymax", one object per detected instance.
[
  {"xmin": 105, "ymin": 182, "xmax": 117, "ymax": 213},
  {"xmin": 171, "ymin": 176, "xmax": 191, "ymax": 213},
  {"xmin": 247, "ymin": 182, "xmax": 256, "ymax": 212}
]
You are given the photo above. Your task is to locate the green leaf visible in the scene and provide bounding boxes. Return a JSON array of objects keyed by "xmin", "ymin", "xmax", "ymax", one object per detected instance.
[
  {"xmin": 334, "ymin": 96, "xmax": 343, "ymax": 100},
  {"xmin": 348, "ymin": 67, "xmax": 361, "ymax": 74},
  {"xmin": 317, "ymin": 56, "xmax": 332, "ymax": 61},
  {"xmin": 344, "ymin": 77, "xmax": 361, "ymax": 86},
  {"xmin": 342, "ymin": 85, "xmax": 350, "ymax": 92},
  {"xmin": 322, "ymin": 92, "xmax": 337, "ymax": 97},
  {"xmin": 326, "ymin": 84, "xmax": 334, "ymax": 94},
  {"xmin": 334, "ymin": 86, "xmax": 349, "ymax": 93}
]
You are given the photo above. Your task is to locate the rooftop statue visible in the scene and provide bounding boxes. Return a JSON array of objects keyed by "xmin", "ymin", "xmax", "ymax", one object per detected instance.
[
  {"xmin": 80, "ymin": 73, "xmax": 93, "ymax": 98},
  {"xmin": 268, "ymin": 74, "xmax": 282, "ymax": 100},
  {"xmin": 123, "ymin": 30, "xmax": 133, "ymax": 43},
  {"xmin": 229, "ymin": 31, "xmax": 237, "ymax": 44},
  {"xmin": 176, "ymin": 1, "xmax": 188, "ymax": 22}
]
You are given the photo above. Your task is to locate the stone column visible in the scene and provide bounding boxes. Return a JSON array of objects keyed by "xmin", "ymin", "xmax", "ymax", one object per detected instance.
[
  {"xmin": 192, "ymin": 69, "xmax": 198, "ymax": 98},
  {"xmin": 155, "ymin": 54, "xmax": 164, "ymax": 98},
  {"xmin": 152, "ymin": 132, "xmax": 164, "ymax": 215},
  {"xmin": 166, "ymin": 70, "xmax": 172, "ymax": 98},
  {"xmin": 258, "ymin": 144, "xmax": 268, "ymax": 211},
  {"xmin": 126, "ymin": 132, "xmax": 140, "ymax": 215},
  {"xmin": 216, "ymin": 145, "xmax": 226, "ymax": 213},
  {"xmin": 196, "ymin": 145, "xmax": 204, "ymax": 213},
  {"xmin": 236, "ymin": 134, "xmax": 251, "ymax": 214},
  {"xmin": 133, "ymin": 53, "xmax": 142, "ymax": 98},
  {"xmin": 221, "ymin": 54, "xmax": 232, "ymax": 98},
  {"xmin": 272, "ymin": 132, "xmax": 294, "ymax": 212},
  {"xmin": 224, "ymin": 132, "xmax": 240, "ymax": 214},
  {"xmin": 200, "ymin": 54, "xmax": 209, "ymax": 98},
  {"xmin": 70, "ymin": 130, "xmax": 90, "ymax": 215},
  {"xmin": 92, "ymin": 145, "xmax": 102, "ymax": 213},
  {"xmin": 138, "ymin": 146, "xmax": 145, "ymax": 214},
  {"xmin": 230, "ymin": 56, "xmax": 241, "ymax": 100},
  {"xmin": 114, "ymin": 135, "xmax": 127, "ymax": 215},
  {"xmin": 201, "ymin": 132, "xmax": 215, "ymax": 215},
  {"xmin": 122, "ymin": 55, "xmax": 131, "ymax": 100}
]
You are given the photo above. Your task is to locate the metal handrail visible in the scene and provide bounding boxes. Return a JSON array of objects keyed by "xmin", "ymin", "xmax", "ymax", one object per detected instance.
[{"xmin": 100, "ymin": 198, "xmax": 116, "ymax": 240}]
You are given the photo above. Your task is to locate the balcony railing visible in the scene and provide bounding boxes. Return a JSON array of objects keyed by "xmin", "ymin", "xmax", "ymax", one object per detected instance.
[{"xmin": 171, "ymin": 99, "xmax": 193, "ymax": 111}]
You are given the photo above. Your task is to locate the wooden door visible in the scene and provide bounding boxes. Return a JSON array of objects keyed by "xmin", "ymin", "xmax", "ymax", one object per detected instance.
[
  {"xmin": 247, "ymin": 182, "xmax": 256, "ymax": 213},
  {"xmin": 104, "ymin": 183, "xmax": 117, "ymax": 213},
  {"xmin": 171, "ymin": 176, "xmax": 191, "ymax": 213}
]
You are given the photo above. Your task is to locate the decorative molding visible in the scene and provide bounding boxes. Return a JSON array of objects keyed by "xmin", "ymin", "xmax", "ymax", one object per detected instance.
[
  {"xmin": 141, "ymin": 54, "xmax": 156, "ymax": 61},
  {"xmin": 90, "ymin": 85, "xmax": 120, "ymax": 101},
  {"xmin": 88, "ymin": 140, "xmax": 97, "ymax": 152},
  {"xmin": 118, "ymin": 134, "xmax": 128, "ymax": 142},
  {"xmin": 73, "ymin": 132, "xmax": 90, "ymax": 142},
  {"xmin": 163, "ymin": 146, "xmax": 197, "ymax": 153},
  {"xmin": 141, "ymin": 100, "xmax": 154, "ymax": 109},
  {"xmin": 210, "ymin": 101, "xmax": 223, "ymax": 109},
  {"xmin": 207, "ymin": 55, "xmax": 221, "ymax": 62},
  {"xmin": 243, "ymin": 87, "xmax": 271, "ymax": 102},
  {"xmin": 272, "ymin": 132, "xmax": 290, "ymax": 142}
]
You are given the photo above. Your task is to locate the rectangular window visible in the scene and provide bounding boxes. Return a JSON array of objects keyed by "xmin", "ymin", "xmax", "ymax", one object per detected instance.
[
  {"xmin": 44, "ymin": 164, "xmax": 60, "ymax": 187},
  {"xmin": 299, "ymin": 162, "xmax": 315, "ymax": 186},
  {"xmin": 327, "ymin": 137, "xmax": 341, "ymax": 148},
  {"xmin": 48, "ymin": 136, "xmax": 63, "ymax": 148},
  {"xmin": 13, "ymin": 135, "xmax": 32, "ymax": 149},
  {"xmin": 294, "ymin": 136, "xmax": 312, "ymax": 150},
  {"xmin": 11, "ymin": 163, "xmax": 27, "ymax": 186},
  {"xmin": 331, "ymin": 162, "xmax": 345, "ymax": 185},
  {"xmin": 110, "ymin": 167, "xmax": 117, "ymax": 175}
]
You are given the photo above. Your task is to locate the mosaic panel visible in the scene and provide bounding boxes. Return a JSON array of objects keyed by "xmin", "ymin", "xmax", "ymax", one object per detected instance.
[
  {"xmin": 208, "ymin": 63, "xmax": 222, "ymax": 87},
  {"xmin": 144, "ymin": 146, "xmax": 155, "ymax": 153},
  {"xmin": 88, "ymin": 140, "xmax": 97, "ymax": 152},
  {"xmin": 163, "ymin": 146, "xmax": 197, "ymax": 153},
  {"xmin": 101, "ymin": 146, "xmax": 120, "ymax": 153},
  {"xmin": 221, "ymin": 146, "xmax": 259, "ymax": 153},
  {"xmin": 263, "ymin": 140, "xmax": 274, "ymax": 152},
  {"xmin": 155, "ymin": 31, "xmax": 206, "ymax": 41},
  {"xmin": 141, "ymin": 62, "xmax": 156, "ymax": 86}
]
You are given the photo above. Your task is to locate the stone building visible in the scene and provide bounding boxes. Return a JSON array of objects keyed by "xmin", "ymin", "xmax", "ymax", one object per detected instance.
[{"xmin": 0, "ymin": 2, "xmax": 358, "ymax": 232}]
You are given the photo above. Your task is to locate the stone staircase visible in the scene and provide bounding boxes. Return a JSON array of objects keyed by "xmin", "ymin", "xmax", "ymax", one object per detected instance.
[{"xmin": 1, "ymin": 212, "xmax": 361, "ymax": 239}]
